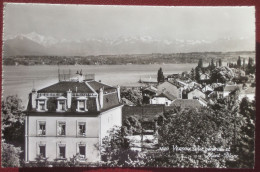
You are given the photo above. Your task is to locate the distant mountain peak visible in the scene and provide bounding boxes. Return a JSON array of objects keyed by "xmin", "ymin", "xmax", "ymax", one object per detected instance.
[
  {"xmin": 3, "ymin": 32, "xmax": 255, "ymax": 56},
  {"xmin": 5, "ymin": 32, "xmax": 58, "ymax": 47}
]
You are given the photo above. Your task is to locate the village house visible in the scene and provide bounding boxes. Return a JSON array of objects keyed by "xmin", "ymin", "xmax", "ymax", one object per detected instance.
[
  {"xmin": 150, "ymin": 91, "xmax": 177, "ymax": 106},
  {"xmin": 157, "ymin": 81, "xmax": 183, "ymax": 99},
  {"xmin": 187, "ymin": 89, "xmax": 206, "ymax": 100},
  {"xmin": 187, "ymin": 81, "xmax": 201, "ymax": 90},
  {"xmin": 214, "ymin": 84, "xmax": 241, "ymax": 99},
  {"xmin": 142, "ymin": 86, "xmax": 157, "ymax": 104},
  {"xmin": 202, "ymin": 85, "xmax": 213, "ymax": 93},
  {"xmin": 24, "ymin": 72, "xmax": 123, "ymax": 163},
  {"xmin": 199, "ymin": 73, "xmax": 211, "ymax": 84},
  {"xmin": 166, "ymin": 73, "xmax": 181, "ymax": 82}
]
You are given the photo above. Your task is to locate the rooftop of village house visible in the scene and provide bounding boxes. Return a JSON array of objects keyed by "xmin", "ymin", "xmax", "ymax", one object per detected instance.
[
  {"xmin": 26, "ymin": 70, "xmax": 122, "ymax": 114},
  {"xmin": 37, "ymin": 80, "xmax": 117, "ymax": 94}
]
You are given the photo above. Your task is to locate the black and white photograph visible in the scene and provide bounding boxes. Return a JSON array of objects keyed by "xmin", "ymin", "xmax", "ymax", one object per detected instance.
[{"xmin": 1, "ymin": 3, "xmax": 256, "ymax": 168}]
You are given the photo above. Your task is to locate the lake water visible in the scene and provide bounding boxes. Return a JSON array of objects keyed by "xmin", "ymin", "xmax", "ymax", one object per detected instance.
[{"xmin": 2, "ymin": 64, "xmax": 197, "ymax": 107}]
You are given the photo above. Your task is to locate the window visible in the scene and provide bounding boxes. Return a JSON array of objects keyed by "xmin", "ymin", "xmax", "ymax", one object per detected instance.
[
  {"xmin": 59, "ymin": 146, "xmax": 66, "ymax": 159},
  {"xmin": 78, "ymin": 122, "xmax": 86, "ymax": 136},
  {"xmin": 60, "ymin": 100, "xmax": 65, "ymax": 110},
  {"xmin": 78, "ymin": 100, "xmax": 85, "ymax": 111},
  {"xmin": 39, "ymin": 145, "xmax": 46, "ymax": 158},
  {"xmin": 39, "ymin": 101, "xmax": 45, "ymax": 110},
  {"xmin": 38, "ymin": 121, "xmax": 46, "ymax": 136},
  {"xmin": 79, "ymin": 145, "xmax": 86, "ymax": 159},
  {"xmin": 36, "ymin": 96, "xmax": 48, "ymax": 111},
  {"xmin": 57, "ymin": 122, "xmax": 66, "ymax": 136},
  {"xmin": 57, "ymin": 97, "xmax": 67, "ymax": 112},
  {"xmin": 193, "ymin": 96, "xmax": 198, "ymax": 100},
  {"xmin": 76, "ymin": 97, "xmax": 88, "ymax": 112}
]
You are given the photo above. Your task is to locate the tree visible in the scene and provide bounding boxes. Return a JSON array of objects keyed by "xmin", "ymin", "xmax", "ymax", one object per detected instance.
[
  {"xmin": 219, "ymin": 59, "xmax": 222, "ymax": 67},
  {"xmin": 195, "ymin": 67, "xmax": 202, "ymax": 82},
  {"xmin": 101, "ymin": 126, "xmax": 146, "ymax": 167},
  {"xmin": 121, "ymin": 88, "xmax": 143, "ymax": 105},
  {"xmin": 123, "ymin": 116, "xmax": 142, "ymax": 135},
  {"xmin": 246, "ymin": 57, "xmax": 255, "ymax": 75},
  {"xmin": 2, "ymin": 95, "xmax": 25, "ymax": 148},
  {"xmin": 198, "ymin": 59, "xmax": 203, "ymax": 68},
  {"xmin": 190, "ymin": 68, "xmax": 195, "ymax": 81},
  {"xmin": 153, "ymin": 106, "xmax": 237, "ymax": 168},
  {"xmin": 228, "ymin": 97, "xmax": 255, "ymax": 168},
  {"xmin": 237, "ymin": 56, "xmax": 241, "ymax": 68},
  {"xmin": 1, "ymin": 95, "xmax": 25, "ymax": 167},
  {"xmin": 1, "ymin": 141, "xmax": 22, "ymax": 167},
  {"xmin": 210, "ymin": 59, "xmax": 215, "ymax": 69},
  {"xmin": 210, "ymin": 66, "xmax": 234, "ymax": 83},
  {"xmin": 157, "ymin": 67, "xmax": 165, "ymax": 83}
]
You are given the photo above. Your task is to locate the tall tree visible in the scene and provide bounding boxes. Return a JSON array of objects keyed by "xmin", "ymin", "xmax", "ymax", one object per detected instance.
[
  {"xmin": 195, "ymin": 67, "xmax": 202, "ymax": 82},
  {"xmin": 219, "ymin": 59, "xmax": 222, "ymax": 67},
  {"xmin": 228, "ymin": 97, "xmax": 255, "ymax": 168},
  {"xmin": 246, "ymin": 57, "xmax": 255, "ymax": 74},
  {"xmin": 237, "ymin": 56, "xmax": 241, "ymax": 68},
  {"xmin": 2, "ymin": 95, "xmax": 25, "ymax": 147},
  {"xmin": 190, "ymin": 68, "xmax": 195, "ymax": 81},
  {"xmin": 211, "ymin": 59, "xmax": 215, "ymax": 68},
  {"xmin": 198, "ymin": 59, "xmax": 203, "ymax": 68},
  {"xmin": 157, "ymin": 67, "xmax": 165, "ymax": 83},
  {"xmin": 1, "ymin": 95, "xmax": 25, "ymax": 167}
]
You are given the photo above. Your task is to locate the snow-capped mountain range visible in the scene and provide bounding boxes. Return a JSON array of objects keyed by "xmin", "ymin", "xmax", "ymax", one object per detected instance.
[{"xmin": 3, "ymin": 32, "xmax": 254, "ymax": 56}]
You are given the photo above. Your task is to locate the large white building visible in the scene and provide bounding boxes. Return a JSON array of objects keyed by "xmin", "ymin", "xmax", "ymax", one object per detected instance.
[{"xmin": 24, "ymin": 73, "xmax": 123, "ymax": 163}]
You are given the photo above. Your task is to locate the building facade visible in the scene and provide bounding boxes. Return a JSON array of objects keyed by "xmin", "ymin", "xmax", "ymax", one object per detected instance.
[{"xmin": 25, "ymin": 74, "xmax": 123, "ymax": 163}]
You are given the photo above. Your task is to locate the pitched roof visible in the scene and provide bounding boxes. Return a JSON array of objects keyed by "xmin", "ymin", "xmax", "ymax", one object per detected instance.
[
  {"xmin": 187, "ymin": 88, "xmax": 205, "ymax": 95},
  {"xmin": 103, "ymin": 93, "xmax": 120, "ymax": 110},
  {"xmin": 170, "ymin": 99, "xmax": 202, "ymax": 109},
  {"xmin": 157, "ymin": 81, "xmax": 179, "ymax": 96},
  {"xmin": 37, "ymin": 80, "xmax": 116, "ymax": 94},
  {"xmin": 38, "ymin": 81, "xmax": 94, "ymax": 93},
  {"xmin": 122, "ymin": 104, "xmax": 164, "ymax": 122},
  {"xmin": 143, "ymin": 86, "xmax": 157, "ymax": 93},
  {"xmin": 211, "ymin": 83, "xmax": 224, "ymax": 89},
  {"xmin": 87, "ymin": 80, "xmax": 116, "ymax": 92},
  {"xmin": 205, "ymin": 90, "xmax": 213, "ymax": 96}
]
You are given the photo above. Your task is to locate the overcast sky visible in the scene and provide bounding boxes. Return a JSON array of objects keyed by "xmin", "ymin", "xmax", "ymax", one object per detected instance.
[{"xmin": 4, "ymin": 3, "xmax": 255, "ymax": 42}]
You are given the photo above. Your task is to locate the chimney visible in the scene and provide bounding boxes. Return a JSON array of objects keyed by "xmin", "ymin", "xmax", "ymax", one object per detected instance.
[
  {"xmin": 99, "ymin": 88, "xmax": 104, "ymax": 109},
  {"xmin": 78, "ymin": 75, "xmax": 84, "ymax": 82},
  {"xmin": 31, "ymin": 89, "xmax": 37, "ymax": 109},
  {"xmin": 67, "ymin": 89, "xmax": 72, "ymax": 109},
  {"xmin": 117, "ymin": 85, "xmax": 121, "ymax": 102}
]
